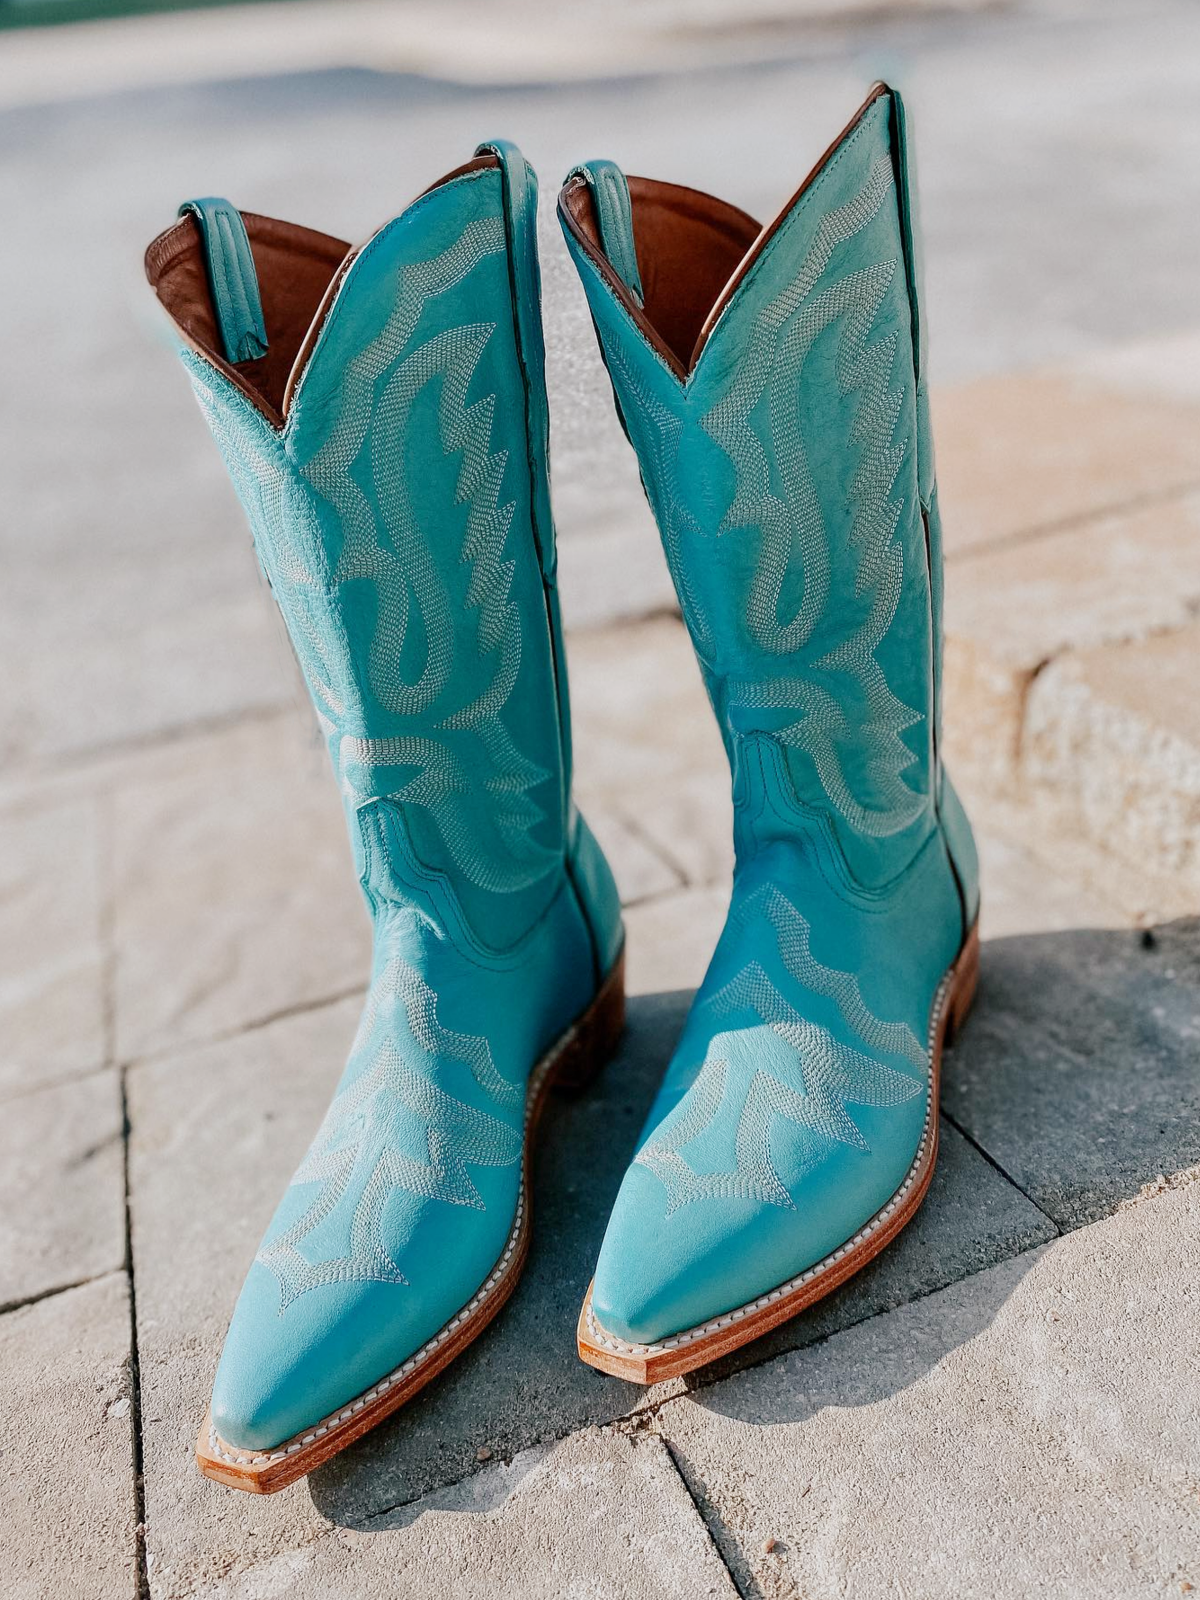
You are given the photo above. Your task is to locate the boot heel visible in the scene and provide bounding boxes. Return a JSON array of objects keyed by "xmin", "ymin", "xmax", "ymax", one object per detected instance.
[
  {"xmin": 551, "ymin": 944, "xmax": 627, "ymax": 1094},
  {"xmin": 944, "ymin": 920, "xmax": 980, "ymax": 1049}
]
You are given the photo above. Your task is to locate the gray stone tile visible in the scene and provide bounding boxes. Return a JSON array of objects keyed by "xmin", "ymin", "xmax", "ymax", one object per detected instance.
[
  {"xmin": 191, "ymin": 1429, "xmax": 738, "ymax": 1600},
  {"xmin": 569, "ymin": 617, "xmax": 725, "ymax": 806},
  {"xmin": 974, "ymin": 826, "xmax": 1128, "ymax": 942},
  {"xmin": 1022, "ymin": 625, "xmax": 1200, "ymax": 910},
  {"xmin": 654, "ymin": 1182, "xmax": 1200, "ymax": 1600},
  {"xmin": 0, "ymin": 1069, "xmax": 125, "ymax": 1308},
  {"xmin": 0, "ymin": 797, "xmax": 107, "ymax": 1100},
  {"xmin": 584, "ymin": 802, "xmax": 683, "ymax": 906},
  {"xmin": 942, "ymin": 920, "xmax": 1200, "ymax": 1229},
  {"xmin": 112, "ymin": 713, "xmax": 370, "ymax": 1063},
  {"xmin": 622, "ymin": 886, "xmax": 730, "ymax": 998},
  {"xmin": 3, "ymin": 561, "xmax": 294, "ymax": 768},
  {"xmin": 625, "ymin": 771, "xmax": 735, "ymax": 893},
  {"xmin": 1, "ymin": 1272, "xmax": 137, "ymax": 1600}
]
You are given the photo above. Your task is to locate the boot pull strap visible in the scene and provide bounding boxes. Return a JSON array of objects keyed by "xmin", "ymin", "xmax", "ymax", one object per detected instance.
[
  {"xmin": 177, "ymin": 197, "xmax": 269, "ymax": 365},
  {"xmin": 568, "ymin": 161, "xmax": 644, "ymax": 307},
  {"xmin": 474, "ymin": 140, "xmax": 557, "ymax": 581}
]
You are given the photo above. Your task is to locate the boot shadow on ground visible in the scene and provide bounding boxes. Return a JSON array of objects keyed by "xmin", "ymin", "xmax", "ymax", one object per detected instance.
[{"xmin": 309, "ymin": 918, "xmax": 1200, "ymax": 1530}]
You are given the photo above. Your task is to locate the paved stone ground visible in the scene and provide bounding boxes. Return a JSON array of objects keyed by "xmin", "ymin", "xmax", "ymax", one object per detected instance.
[{"xmin": 3, "ymin": 2, "xmax": 1200, "ymax": 1596}]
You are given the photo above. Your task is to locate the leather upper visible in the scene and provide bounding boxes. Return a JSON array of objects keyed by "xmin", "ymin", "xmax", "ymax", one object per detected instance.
[
  {"xmin": 560, "ymin": 86, "xmax": 979, "ymax": 1346},
  {"xmin": 147, "ymin": 147, "xmax": 621, "ymax": 1448}
]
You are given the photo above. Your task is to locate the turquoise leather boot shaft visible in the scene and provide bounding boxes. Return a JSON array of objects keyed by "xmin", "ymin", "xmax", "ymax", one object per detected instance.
[
  {"xmin": 146, "ymin": 146, "xmax": 623, "ymax": 1468},
  {"xmin": 560, "ymin": 86, "xmax": 979, "ymax": 1359}
]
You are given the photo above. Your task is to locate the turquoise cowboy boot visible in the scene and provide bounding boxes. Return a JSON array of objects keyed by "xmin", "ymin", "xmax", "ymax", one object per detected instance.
[
  {"xmin": 145, "ymin": 146, "xmax": 624, "ymax": 1488},
  {"xmin": 559, "ymin": 85, "xmax": 978, "ymax": 1380}
]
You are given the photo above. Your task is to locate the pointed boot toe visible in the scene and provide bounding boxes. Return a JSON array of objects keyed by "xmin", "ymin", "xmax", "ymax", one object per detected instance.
[{"xmin": 208, "ymin": 1231, "xmax": 490, "ymax": 1460}]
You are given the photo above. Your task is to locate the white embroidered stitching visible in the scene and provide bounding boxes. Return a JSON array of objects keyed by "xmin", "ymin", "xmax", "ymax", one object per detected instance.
[
  {"xmin": 207, "ymin": 1034, "xmax": 563, "ymax": 1468},
  {"xmin": 587, "ymin": 960, "xmax": 952, "ymax": 1357}
]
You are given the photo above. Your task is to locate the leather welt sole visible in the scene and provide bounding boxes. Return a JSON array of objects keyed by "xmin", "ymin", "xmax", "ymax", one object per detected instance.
[
  {"xmin": 576, "ymin": 920, "xmax": 980, "ymax": 1384},
  {"xmin": 195, "ymin": 945, "xmax": 626, "ymax": 1494}
]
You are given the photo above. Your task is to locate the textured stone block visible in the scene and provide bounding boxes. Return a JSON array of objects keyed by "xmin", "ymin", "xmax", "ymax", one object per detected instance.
[
  {"xmin": 973, "ymin": 827, "xmax": 1126, "ymax": 941},
  {"xmin": 942, "ymin": 492, "xmax": 1200, "ymax": 793},
  {"xmin": 0, "ymin": 1069, "xmax": 125, "ymax": 1308},
  {"xmin": 655, "ymin": 1183, "xmax": 1200, "ymax": 1600},
  {"xmin": 192, "ymin": 1430, "xmax": 738, "ymax": 1600},
  {"xmin": 569, "ymin": 617, "xmax": 724, "ymax": 805},
  {"xmin": 1, "ymin": 1273, "xmax": 137, "ymax": 1600},
  {"xmin": 0, "ymin": 798, "xmax": 106, "ymax": 1099},
  {"xmin": 936, "ymin": 371, "xmax": 1200, "ymax": 556},
  {"xmin": 1021, "ymin": 626, "xmax": 1200, "ymax": 902},
  {"xmin": 943, "ymin": 918, "xmax": 1200, "ymax": 1228},
  {"xmin": 584, "ymin": 802, "xmax": 683, "ymax": 906}
]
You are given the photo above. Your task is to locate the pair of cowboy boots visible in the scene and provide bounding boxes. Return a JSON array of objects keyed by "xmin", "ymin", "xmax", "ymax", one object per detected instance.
[{"xmin": 145, "ymin": 83, "xmax": 979, "ymax": 1493}]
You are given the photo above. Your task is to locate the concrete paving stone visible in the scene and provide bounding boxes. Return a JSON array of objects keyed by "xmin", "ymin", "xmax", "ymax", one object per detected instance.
[
  {"xmin": 190, "ymin": 1429, "xmax": 738, "ymax": 1600},
  {"xmin": 621, "ymin": 885, "xmax": 731, "ymax": 998},
  {"xmin": 552, "ymin": 495, "xmax": 676, "ymax": 633},
  {"xmin": 111, "ymin": 711, "xmax": 370, "ymax": 1063},
  {"xmin": 0, "ymin": 1272, "xmax": 137, "ymax": 1600},
  {"xmin": 570, "ymin": 615, "xmax": 732, "ymax": 894},
  {"xmin": 935, "ymin": 369, "xmax": 1200, "ymax": 557},
  {"xmin": 128, "ymin": 924, "xmax": 1051, "ymax": 1557},
  {"xmin": 1073, "ymin": 324, "xmax": 1200, "ymax": 406},
  {"xmin": 582, "ymin": 802, "xmax": 683, "ymax": 906},
  {"xmin": 1021, "ymin": 626, "xmax": 1200, "ymax": 900},
  {"xmin": 654, "ymin": 1182, "xmax": 1200, "ymax": 1600},
  {"xmin": 2, "ymin": 571, "xmax": 294, "ymax": 770},
  {"xmin": 619, "ymin": 769, "xmax": 736, "ymax": 892},
  {"xmin": 942, "ymin": 917, "xmax": 1200, "ymax": 1230},
  {"xmin": 0, "ymin": 1068, "xmax": 125, "ymax": 1309},
  {"xmin": 0, "ymin": 796, "xmax": 107, "ymax": 1100},
  {"xmin": 569, "ymin": 616, "xmax": 724, "ymax": 804},
  {"xmin": 0, "ymin": 365, "xmax": 298, "ymax": 767},
  {"xmin": 942, "ymin": 491, "xmax": 1200, "ymax": 791},
  {"xmin": 957, "ymin": 781, "xmax": 1187, "ymax": 930},
  {"xmin": 973, "ymin": 826, "xmax": 1128, "ymax": 942}
]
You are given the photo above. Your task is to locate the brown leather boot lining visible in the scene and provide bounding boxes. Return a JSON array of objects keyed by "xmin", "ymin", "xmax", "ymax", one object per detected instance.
[
  {"xmin": 143, "ymin": 153, "xmax": 502, "ymax": 427},
  {"xmin": 144, "ymin": 213, "xmax": 350, "ymax": 424},
  {"xmin": 558, "ymin": 82, "xmax": 893, "ymax": 380},
  {"xmin": 560, "ymin": 175, "xmax": 760, "ymax": 378}
]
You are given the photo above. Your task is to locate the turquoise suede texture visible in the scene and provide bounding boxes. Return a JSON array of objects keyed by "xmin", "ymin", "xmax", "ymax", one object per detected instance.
[
  {"xmin": 561, "ymin": 89, "xmax": 978, "ymax": 1345},
  {"xmin": 169, "ymin": 150, "xmax": 621, "ymax": 1450}
]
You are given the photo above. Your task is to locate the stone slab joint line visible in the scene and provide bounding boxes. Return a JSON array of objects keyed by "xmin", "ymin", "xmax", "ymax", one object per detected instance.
[
  {"xmin": 939, "ymin": 1108, "xmax": 1061, "ymax": 1234},
  {"xmin": 608, "ymin": 801, "xmax": 693, "ymax": 893},
  {"xmin": 656, "ymin": 1434, "xmax": 752, "ymax": 1600},
  {"xmin": 120, "ymin": 981, "xmax": 371, "ymax": 1081},
  {"xmin": 98, "ymin": 779, "xmax": 153, "ymax": 1600},
  {"xmin": 948, "ymin": 477, "xmax": 1200, "ymax": 568}
]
